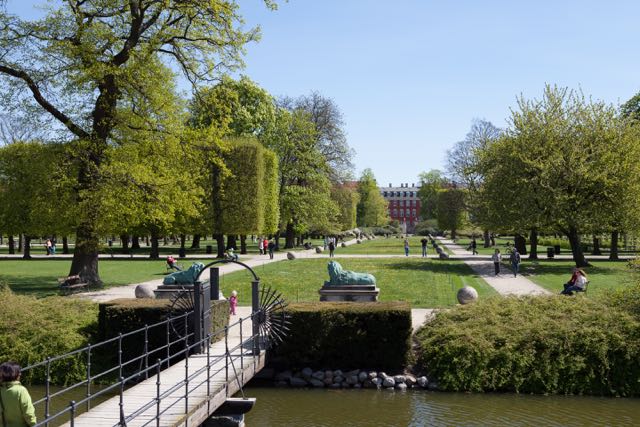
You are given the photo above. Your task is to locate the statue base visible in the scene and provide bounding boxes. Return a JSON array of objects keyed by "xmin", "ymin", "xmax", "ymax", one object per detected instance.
[
  {"xmin": 154, "ymin": 284, "xmax": 194, "ymax": 299},
  {"xmin": 318, "ymin": 284, "xmax": 380, "ymax": 302}
]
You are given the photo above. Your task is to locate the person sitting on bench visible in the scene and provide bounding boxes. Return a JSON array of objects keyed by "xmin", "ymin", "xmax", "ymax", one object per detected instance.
[
  {"xmin": 226, "ymin": 248, "xmax": 239, "ymax": 261},
  {"xmin": 167, "ymin": 255, "xmax": 182, "ymax": 271},
  {"xmin": 561, "ymin": 268, "xmax": 587, "ymax": 295}
]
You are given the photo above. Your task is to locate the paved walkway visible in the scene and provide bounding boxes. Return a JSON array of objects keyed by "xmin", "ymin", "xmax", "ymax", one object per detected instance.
[{"xmin": 437, "ymin": 238, "xmax": 551, "ymax": 296}]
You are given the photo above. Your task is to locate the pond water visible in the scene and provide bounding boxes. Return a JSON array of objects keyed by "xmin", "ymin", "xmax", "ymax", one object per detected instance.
[
  {"xmin": 243, "ymin": 387, "xmax": 640, "ymax": 427},
  {"xmin": 29, "ymin": 384, "xmax": 115, "ymax": 425}
]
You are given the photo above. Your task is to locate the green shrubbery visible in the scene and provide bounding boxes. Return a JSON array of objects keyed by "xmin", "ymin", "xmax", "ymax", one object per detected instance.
[
  {"xmin": 0, "ymin": 285, "xmax": 97, "ymax": 385},
  {"xmin": 270, "ymin": 301, "xmax": 412, "ymax": 371},
  {"xmin": 415, "ymin": 295, "xmax": 640, "ymax": 396}
]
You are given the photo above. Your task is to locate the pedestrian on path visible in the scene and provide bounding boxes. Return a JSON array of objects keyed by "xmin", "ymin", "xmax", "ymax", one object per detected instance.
[
  {"xmin": 258, "ymin": 238, "xmax": 264, "ymax": 255},
  {"xmin": 510, "ymin": 248, "xmax": 521, "ymax": 277},
  {"xmin": 45, "ymin": 239, "xmax": 52, "ymax": 255},
  {"xmin": 0, "ymin": 361, "xmax": 37, "ymax": 427},
  {"xmin": 471, "ymin": 238, "xmax": 478, "ymax": 255},
  {"xmin": 404, "ymin": 238, "xmax": 410, "ymax": 256},
  {"xmin": 492, "ymin": 249, "xmax": 502, "ymax": 276},
  {"xmin": 263, "ymin": 238, "xmax": 268, "ymax": 256},
  {"xmin": 420, "ymin": 237, "xmax": 428, "ymax": 257},
  {"xmin": 328, "ymin": 239, "xmax": 335, "ymax": 257},
  {"xmin": 268, "ymin": 240, "xmax": 275, "ymax": 259}
]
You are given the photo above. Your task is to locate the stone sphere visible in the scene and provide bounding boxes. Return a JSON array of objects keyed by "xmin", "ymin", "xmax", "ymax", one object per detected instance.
[
  {"xmin": 315, "ymin": 246, "xmax": 324, "ymax": 253},
  {"xmin": 457, "ymin": 286, "xmax": 478, "ymax": 304},
  {"xmin": 135, "ymin": 284, "xmax": 155, "ymax": 299},
  {"xmin": 341, "ymin": 242, "xmax": 347, "ymax": 248},
  {"xmin": 287, "ymin": 252, "xmax": 296, "ymax": 260},
  {"xmin": 356, "ymin": 239, "xmax": 362, "ymax": 244}
]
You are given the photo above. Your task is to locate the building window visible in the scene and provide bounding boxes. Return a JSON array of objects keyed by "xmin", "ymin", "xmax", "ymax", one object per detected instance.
[
  {"xmin": 410, "ymin": 192, "xmax": 414, "ymax": 197},
  {"xmin": 400, "ymin": 210, "xmax": 404, "ymax": 217},
  {"xmin": 393, "ymin": 209, "xmax": 397, "ymax": 216},
  {"xmin": 412, "ymin": 209, "xmax": 416, "ymax": 216},
  {"xmin": 412, "ymin": 200, "xmax": 416, "ymax": 206},
  {"xmin": 406, "ymin": 209, "xmax": 410, "ymax": 216},
  {"xmin": 383, "ymin": 191, "xmax": 387, "ymax": 197}
]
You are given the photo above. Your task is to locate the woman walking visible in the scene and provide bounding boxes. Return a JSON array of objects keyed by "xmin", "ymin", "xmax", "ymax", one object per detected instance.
[
  {"xmin": 492, "ymin": 249, "xmax": 501, "ymax": 276},
  {"xmin": 0, "ymin": 362, "xmax": 37, "ymax": 426}
]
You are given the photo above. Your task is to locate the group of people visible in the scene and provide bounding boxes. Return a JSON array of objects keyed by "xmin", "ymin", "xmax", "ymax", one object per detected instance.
[
  {"xmin": 258, "ymin": 238, "xmax": 276, "ymax": 259},
  {"xmin": 491, "ymin": 246, "xmax": 521, "ymax": 277},
  {"xmin": 44, "ymin": 238, "xmax": 56, "ymax": 255},
  {"xmin": 0, "ymin": 362, "xmax": 36, "ymax": 426}
]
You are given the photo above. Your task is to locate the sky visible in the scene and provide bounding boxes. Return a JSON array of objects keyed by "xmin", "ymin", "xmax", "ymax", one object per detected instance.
[{"xmin": 7, "ymin": 1, "xmax": 640, "ymax": 186}]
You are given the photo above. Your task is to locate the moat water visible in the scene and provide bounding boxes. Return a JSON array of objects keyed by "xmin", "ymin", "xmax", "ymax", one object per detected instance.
[{"xmin": 243, "ymin": 387, "xmax": 640, "ymax": 427}]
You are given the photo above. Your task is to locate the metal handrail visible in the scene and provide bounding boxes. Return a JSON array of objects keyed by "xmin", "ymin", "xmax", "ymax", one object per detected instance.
[{"xmin": 25, "ymin": 309, "xmax": 263, "ymax": 427}]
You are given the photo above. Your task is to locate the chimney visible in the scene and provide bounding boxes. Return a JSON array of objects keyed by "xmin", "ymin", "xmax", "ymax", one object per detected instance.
[
  {"xmin": 412, "ymin": 183, "xmax": 415, "ymax": 187},
  {"xmin": 389, "ymin": 183, "xmax": 392, "ymax": 187}
]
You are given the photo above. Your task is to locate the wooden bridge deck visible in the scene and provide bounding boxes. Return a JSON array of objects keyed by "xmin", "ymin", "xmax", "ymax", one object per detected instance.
[{"xmin": 62, "ymin": 314, "xmax": 264, "ymax": 427}]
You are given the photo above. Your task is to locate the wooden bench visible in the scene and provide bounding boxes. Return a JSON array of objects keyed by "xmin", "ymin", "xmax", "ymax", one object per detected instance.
[{"xmin": 58, "ymin": 275, "xmax": 88, "ymax": 295}]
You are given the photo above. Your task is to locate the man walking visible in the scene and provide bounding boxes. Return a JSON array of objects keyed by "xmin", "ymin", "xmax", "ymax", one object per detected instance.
[
  {"xmin": 510, "ymin": 247, "xmax": 521, "ymax": 277},
  {"xmin": 420, "ymin": 237, "xmax": 428, "ymax": 257}
]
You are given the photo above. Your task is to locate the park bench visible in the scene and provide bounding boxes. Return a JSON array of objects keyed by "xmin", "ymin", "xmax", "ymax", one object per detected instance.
[{"xmin": 58, "ymin": 275, "xmax": 88, "ymax": 295}]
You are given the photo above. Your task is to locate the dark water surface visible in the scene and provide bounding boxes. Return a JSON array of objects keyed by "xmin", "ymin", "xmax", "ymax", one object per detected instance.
[{"xmin": 243, "ymin": 388, "xmax": 640, "ymax": 427}]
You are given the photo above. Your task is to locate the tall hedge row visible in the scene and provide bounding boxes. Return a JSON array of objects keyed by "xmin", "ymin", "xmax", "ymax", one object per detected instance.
[
  {"xmin": 415, "ymin": 295, "xmax": 640, "ymax": 396},
  {"xmin": 261, "ymin": 149, "xmax": 280, "ymax": 235},
  {"xmin": 270, "ymin": 302, "xmax": 412, "ymax": 371}
]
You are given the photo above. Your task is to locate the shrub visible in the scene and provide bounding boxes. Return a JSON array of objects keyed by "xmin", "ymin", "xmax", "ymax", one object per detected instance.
[
  {"xmin": 270, "ymin": 301, "xmax": 412, "ymax": 371},
  {"xmin": 414, "ymin": 219, "xmax": 441, "ymax": 236},
  {"xmin": 415, "ymin": 296, "xmax": 640, "ymax": 396},
  {"xmin": 0, "ymin": 286, "xmax": 97, "ymax": 385}
]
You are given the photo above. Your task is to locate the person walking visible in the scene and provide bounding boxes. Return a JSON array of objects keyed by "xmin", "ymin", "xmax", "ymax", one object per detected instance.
[
  {"xmin": 404, "ymin": 238, "xmax": 410, "ymax": 257},
  {"xmin": 229, "ymin": 290, "xmax": 238, "ymax": 315},
  {"xmin": 471, "ymin": 238, "xmax": 478, "ymax": 255},
  {"xmin": 45, "ymin": 239, "xmax": 51, "ymax": 256},
  {"xmin": 268, "ymin": 240, "xmax": 275, "ymax": 259},
  {"xmin": 0, "ymin": 362, "xmax": 37, "ymax": 427},
  {"xmin": 420, "ymin": 237, "xmax": 428, "ymax": 257},
  {"xmin": 328, "ymin": 239, "xmax": 335, "ymax": 258},
  {"xmin": 510, "ymin": 247, "xmax": 521, "ymax": 277},
  {"xmin": 263, "ymin": 238, "xmax": 268, "ymax": 256},
  {"xmin": 492, "ymin": 249, "xmax": 502, "ymax": 276},
  {"xmin": 258, "ymin": 238, "xmax": 264, "ymax": 255}
]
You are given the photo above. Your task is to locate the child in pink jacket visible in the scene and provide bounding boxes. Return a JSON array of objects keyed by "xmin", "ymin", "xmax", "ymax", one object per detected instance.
[{"xmin": 229, "ymin": 290, "xmax": 238, "ymax": 315}]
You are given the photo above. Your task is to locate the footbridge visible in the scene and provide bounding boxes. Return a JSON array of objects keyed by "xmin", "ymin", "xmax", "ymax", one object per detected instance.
[{"xmin": 22, "ymin": 261, "xmax": 288, "ymax": 427}]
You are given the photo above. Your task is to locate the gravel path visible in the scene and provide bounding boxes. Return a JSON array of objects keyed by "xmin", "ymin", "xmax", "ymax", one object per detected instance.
[{"xmin": 437, "ymin": 238, "xmax": 551, "ymax": 296}]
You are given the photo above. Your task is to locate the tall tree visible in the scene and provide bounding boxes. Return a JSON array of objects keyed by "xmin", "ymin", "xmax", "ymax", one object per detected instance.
[
  {"xmin": 0, "ymin": 1, "xmax": 263, "ymax": 284},
  {"xmin": 436, "ymin": 188, "xmax": 466, "ymax": 239},
  {"xmin": 333, "ymin": 185, "xmax": 359, "ymax": 231},
  {"xmin": 356, "ymin": 168, "xmax": 389, "ymax": 227},
  {"xmin": 417, "ymin": 169, "xmax": 447, "ymax": 220}
]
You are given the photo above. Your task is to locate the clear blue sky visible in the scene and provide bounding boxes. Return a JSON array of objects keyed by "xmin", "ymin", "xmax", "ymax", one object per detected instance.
[{"xmin": 8, "ymin": 1, "xmax": 640, "ymax": 186}]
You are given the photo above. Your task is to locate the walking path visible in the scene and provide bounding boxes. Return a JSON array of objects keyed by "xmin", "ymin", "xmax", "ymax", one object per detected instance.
[{"xmin": 437, "ymin": 238, "xmax": 551, "ymax": 296}]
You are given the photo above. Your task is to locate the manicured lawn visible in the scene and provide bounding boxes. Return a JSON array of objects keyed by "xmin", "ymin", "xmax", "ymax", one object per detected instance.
[
  {"xmin": 0, "ymin": 259, "xmax": 211, "ymax": 297},
  {"xmin": 453, "ymin": 236, "xmax": 515, "ymax": 255},
  {"xmin": 338, "ymin": 236, "xmax": 452, "ymax": 256},
  {"xmin": 519, "ymin": 259, "xmax": 635, "ymax": 299},
  {"xmin": 217, "ymin": 258, "xmax": 497, "ymax": 308}
]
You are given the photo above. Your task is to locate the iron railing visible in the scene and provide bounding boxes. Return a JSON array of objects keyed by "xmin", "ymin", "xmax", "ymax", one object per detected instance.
[{"xmin": 22, "ymin": 309, "xmax": 263, "ymax": 427}]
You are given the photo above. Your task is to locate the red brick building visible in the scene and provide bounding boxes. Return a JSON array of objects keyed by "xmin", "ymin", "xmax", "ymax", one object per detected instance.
[{"xmin": 380, "ymin": 183, "xmax": 421, "ymax": 233}]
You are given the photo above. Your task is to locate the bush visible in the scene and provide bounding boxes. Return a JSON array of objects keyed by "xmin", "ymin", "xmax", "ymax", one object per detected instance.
[
  {"xmin": 414, "ymin": 219, "xmax": 441, "ymax": 236},
  {"xmin": 270, "ymin": 301, "xmax": 412, "ymax": 371},
  {"xmin": 360, "ymin": 224, "xmax": 402, "ymax": 236},
  {"xmin": 415, "ymin": 296, "xmax": 640, "ymax": 396},
  {"xmin": 0, "ymin": 286, "xmax": 97, "ymax": 385}
]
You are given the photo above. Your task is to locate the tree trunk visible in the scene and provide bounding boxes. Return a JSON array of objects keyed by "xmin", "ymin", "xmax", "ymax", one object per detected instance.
[
  {"xmin": 592, "ymin": 235, "xmax": 601, "ymax": 255},
  {"xmin": 528, "ymin": 228, "xmax": 538, "ymax": 260},
  {"xmin": 609, "ymin": 230, "xmax": 619, "ymax": 261},
  {"xmin": 131, "ymin": 236, "xmax": 141, "ymax": 249},
  {"xmin": 179, "ymin": 234, "xmax": 186, "ymax": 258},
  {"xmin": 285, "ymin": 222, "xmax": 295, "ymax": 249},
  {"xmin": 226, "ymin": 235, "xmax": 237, "ymax": 250},
  {"xmin": 145, "ymin": 236, "xmax": 149, "ymax": 246},
  {"xmin": 62, "ymin": 236, "xmax": 69, "ymax": 254},
  {"xmin": 69, "ymin": 221, "xmax": 102, "ymax": 286},
  {"xmin": 214, "ymin": 233, "xmax": 225, "ymax": 258},
  {"xmin": 450, "ymin": 228, "xmax": 457, "ymax": 240},
  {"xmin": 8, "ymin": 235, "xmax": 15, "ymax": 254},
  {"xmin": 191, "ymin": 234, "xmax": 201, "ymax": 249},
  {"xmin": 149, "ymin": 229, "xmax": 160, "ymax": 259},
  {"xmin": 18, "ymin": 233, "xmax": 22, "ymax": 252},
  {"xmin": 163, "ymin": 236, "xmax": 168, "ymax": 246},
  {"xmin": 120, "ymin": 234, "xmax": 130, "ymax": 253},
  {"xmin": 22, "ymin": 235, "xmax": 31, "ymax": 259},
  {"xmin": 567, "ymin": 226, "xmax": 589, "ymax": 267},
  {"xmin": 483, "ymin": 229, "xmax": 490, "ymax": 248},
  {"xmin": 514, "ymin": 234, "xmax": 527, "ymax": 255},
  {"xmin": 240, "ymin": 235, "xmax": 247, "ymax": 254},
  {"xmin": 274, "ymin": 231, "xmax": 281, "ymax": 251}
]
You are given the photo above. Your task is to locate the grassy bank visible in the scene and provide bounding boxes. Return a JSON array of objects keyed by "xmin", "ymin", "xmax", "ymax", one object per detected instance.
[
  {"xmin": 218, "ymin": 258, "xmax": 496, "ymax": 308},
  {"xmin": 338, "ymin": 236, "xmax": 452, "ymax": 256}
]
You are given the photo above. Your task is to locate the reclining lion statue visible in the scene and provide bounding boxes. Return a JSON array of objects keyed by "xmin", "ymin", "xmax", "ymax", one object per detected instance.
[
  {"xmin": 163, "ymin": 262, "xmax": 204, "ymax": 285},
  {"xmin": 325, "ymin": 261, "xmax": 376, "ymax": 286}
]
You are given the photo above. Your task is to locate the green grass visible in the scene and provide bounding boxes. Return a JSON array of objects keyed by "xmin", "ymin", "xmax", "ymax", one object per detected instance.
[
  {"xmin": 0, "ymin": 259, "xmax": 211, "ymax": 297},
  {"xmin": 338, "ymin": 236, "xmax": 446, "ymax": 255},
  {"xmin": 519, "ymin": 259, "xmax": 636, "ymax": 299},
  {"xmin": 453, "ymin": 237, "xmax": 515, "ymax": 255},
  {"xmin": 218, "ymin": 258, "xmax": 497, "ymax": 308}
]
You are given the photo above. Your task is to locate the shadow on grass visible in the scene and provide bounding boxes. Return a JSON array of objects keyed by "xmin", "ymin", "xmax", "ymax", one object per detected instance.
[
  {"xmin": 2, "ymin": 276, "xmax": 60, "ymax": 297},
  {"xmin": 523, "ymin": 262, "xmax": 627, "ymax": 277}
]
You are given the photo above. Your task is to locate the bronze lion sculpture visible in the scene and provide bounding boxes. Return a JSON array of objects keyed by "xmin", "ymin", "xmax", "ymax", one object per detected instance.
[{"xmin": 325, "ymin": 261, "xmax": 376, "ymax": 286}]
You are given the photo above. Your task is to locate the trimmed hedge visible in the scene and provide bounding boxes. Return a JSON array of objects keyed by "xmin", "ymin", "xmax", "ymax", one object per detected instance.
[
  {"xmin": 98, "ymin": 298, "xmax": 230, "ymax": 370},
  {"xmin": 0, "ymin": 286, "xmax": 97, "ymax": 385},
  {"xmin": 270, "ymin": 301, "xmax": 412, "ymax": 371},
  {"xmin": 415, "ymin": 296, "xmax": 640, "ymax": 396}
]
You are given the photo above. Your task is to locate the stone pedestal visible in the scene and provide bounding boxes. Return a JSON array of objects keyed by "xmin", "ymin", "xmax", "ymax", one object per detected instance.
[
  {"xmin": 319, "ymin": 284, "xmax": 380, "ymax": 302},
  {"xmin": 153, "ymin": 284, "xmax": 194, "ymax": 299}
]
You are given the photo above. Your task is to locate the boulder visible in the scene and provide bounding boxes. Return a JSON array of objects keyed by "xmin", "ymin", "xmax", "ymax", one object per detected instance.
[
  {"xmin": 371, "ymin": 377, "xmax": 383, "ymax": 388},
  {"xmin": 363, "ymin": 379, "xmax": 374, "ymax": 389},
  {"xmin": 395, "ymin": 383, "xmax": 408, "ymax": 391},
  {"xmin": 382, "ymin": 377, "xmax": 395, "ymax": 388},
  {"xmin": 315, "ymin": 246, "xmax": 324, "ymax": 254},
  {"xmin": 393, "ymin": 375, "xmax": 406, "ymax": 384},
  {"xmin": 311, "ymin": 371, "xmax": 325, "ymax": 381},
  {"xmin": 287, "ymin": 252, "xmax": 296, "ymax": 260},
  {"xmin": 358, "ymin": 371, "xmax": 368, "ymax": 383},
  {"xmin": 323, "ymin": 377, "xmax": 333, "ymax": 386},
  {"xmin": 367, "ymin": 371, "xmax": 378, "ymax": 380},
  {"xmin": 290, "ymin": 377, "xmax": 308, "ymax": 387},
  {"xmin": 333, "ymin": 375, "xmax": 344, "ymax": 384},
  {"xmin": 346, "ymin": 375, "xmax": 359, "ymax": 385},
  {"xmin": 135, "ymin": 284, "xmax": 155, "ymax": 299},
  {"xmin": 301, "ymin": 367, "xmax": 313, "ymax": 380},
  {"xmin": 310, "ymin": 379, "xmax": 325, "ymax": 388},
  {"xmin": 439, "ymin": 252, "xmax": 450, "ymax": 260},
  {"xmin": 324, "ymin": 370, "xmax": 334, "ymax": 380},
  {"xmin": 417, "ymin": 376, "xmax": 429, "ymax": 388},
  {"xmin": 341, "ymin": 242, "xmax": 347, "ymax": 248},
  {"xmin": 333, "ymin": 369, "xmax": 343, "ymax": 378},
  {"xmin": 457, "ymin": 286, "xmax": 479, "ymax": 304},
  {"xmin": 275, "ymin": 370, "xmax": 292, "ymax": 382},
  {"xmin": 405, "ymin": 375, "xmax": 417, "ymax": 387},
  {"xmin": 356, "ymin": 239, "xmax": 362, "ymax": 244}
]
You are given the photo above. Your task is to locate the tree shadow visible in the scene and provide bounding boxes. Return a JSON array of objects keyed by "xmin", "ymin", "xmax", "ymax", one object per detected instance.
[
  {"xmin": 2, "ymin": 276, "xmax": 60, "ymax": 297},
  {"xmin": 383, "ymin": 261, "xmax": 480, "ymax": 276}
]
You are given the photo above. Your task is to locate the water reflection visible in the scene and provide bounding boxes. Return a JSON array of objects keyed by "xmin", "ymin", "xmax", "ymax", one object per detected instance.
[{"xmin": 244, "ymin": 388, "xmax": 640, "ymax": 427}]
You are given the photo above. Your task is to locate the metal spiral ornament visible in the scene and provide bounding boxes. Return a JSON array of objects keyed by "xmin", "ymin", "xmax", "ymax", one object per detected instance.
[
  {"xmin": 168, "ymin": 287, "xmax": 196, "ymax": 341},
  {"xmin": 257, "ymin": 285, "xmax": 290, "ymax": 349}
]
